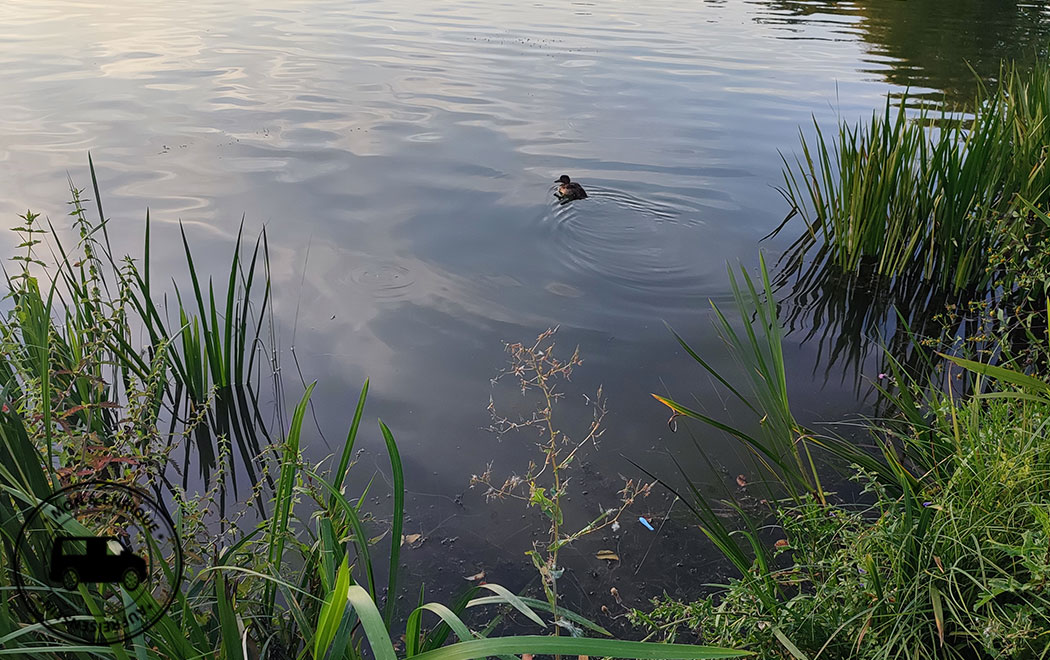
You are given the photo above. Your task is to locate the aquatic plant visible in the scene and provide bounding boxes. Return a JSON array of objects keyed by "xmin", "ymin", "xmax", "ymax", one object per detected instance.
[
  {"xmin": 0, "ymin": 380, "xmax": 746, "ymax": 658},
  {"xmin": 0, "ymin": 159, "xmax": 277, "ymax": 514},
  {"xmin": 471, "ymin": 328, "xmax": 652, "ymax": 629},
  {"xmin": 0, "ymin": 162, "xmax": 748, "ymax": 659},
  {"xmin": 778, "ymin": 60, "xmax": 1050, "ymax": 293}
]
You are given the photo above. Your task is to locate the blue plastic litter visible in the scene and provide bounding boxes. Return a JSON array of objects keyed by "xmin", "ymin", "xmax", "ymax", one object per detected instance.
[{"xmin": 639, "ymin": 516, "xmax": 655, "ymax": 531}]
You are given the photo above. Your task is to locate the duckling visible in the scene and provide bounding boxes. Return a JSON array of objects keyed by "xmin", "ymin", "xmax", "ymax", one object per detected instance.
[{"xmin": 555, "ymin": 174, "xmax": 588, "ymax": 202}]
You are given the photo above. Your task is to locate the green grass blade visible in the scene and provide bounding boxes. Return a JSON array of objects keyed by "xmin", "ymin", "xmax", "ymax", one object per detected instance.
[
  {"xmin": 346, "ymin": 584, "xmax": 399, "ymax": 660},
  {"xmin": 379, "ymin": 419, "xmax": 404, "ymax": 626},
  {"xmin": 266, "ymin": 382, "xmax": 316, "ymax": 611},
  {"xmin": 467, "ymin": 595, "xmax": 612, "ymax": 636},
  {"xmin": 410, "ymin": 636, "xmax": 750, "ymax": 660}
]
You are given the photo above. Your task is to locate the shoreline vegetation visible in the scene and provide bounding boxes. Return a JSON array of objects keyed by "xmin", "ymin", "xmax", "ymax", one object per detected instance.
[
  {"xmin": 2, "ymin": 56, "xmax": 1050, "ymax": 660},
  {"xmin": 635, "ymin": 61, "xmax": 1050, "ymax": 657}
]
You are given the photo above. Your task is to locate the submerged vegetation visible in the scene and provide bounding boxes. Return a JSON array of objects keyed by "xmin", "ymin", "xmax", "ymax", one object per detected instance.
[{"xmin": 0, "ymin": 166, "xmax": 745, "ymax": 658}]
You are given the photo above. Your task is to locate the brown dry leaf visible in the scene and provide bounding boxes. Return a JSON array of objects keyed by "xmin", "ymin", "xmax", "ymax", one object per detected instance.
[
  {"xmin": 736, "ymin": 474, "xmax": 748, "ymax": 488},
  {"xmin": 464, "ymin": 570, "xmax": 486, "ymax": 582},
  {"xmin": 401, "ymin": 533, "xmax": 423, "ymax": 547},
  {"xmin": 595, "ymin": 550, "xmax": 620, "ymax": 561},
  {"xmin": 933, "ymin": 555, "xmax": 945, "ymax": 573},
  {"xmin": 855, "ymin": 613, "xmax": 873, "ymax": 653}
]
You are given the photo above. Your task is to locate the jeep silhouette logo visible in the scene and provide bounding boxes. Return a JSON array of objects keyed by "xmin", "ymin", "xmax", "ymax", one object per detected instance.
[
  {"xmin": 11, "ymin": 481, "xmax": 183, "ymax": 645},
  {"xmin": 50, "ymin": 536, "xmax": 148, "ymax": 591}
]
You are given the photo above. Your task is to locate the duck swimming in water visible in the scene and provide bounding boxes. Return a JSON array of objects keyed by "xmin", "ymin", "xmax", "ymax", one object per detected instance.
[{"xmin": 555, "ymin": 174, "xmax": 588, "ymax": 202}]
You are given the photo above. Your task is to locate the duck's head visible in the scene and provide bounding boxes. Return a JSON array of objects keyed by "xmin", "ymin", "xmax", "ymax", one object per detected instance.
[{"xmin": 556, "ymin": 175, "xmax": 572, "ymax": 185}]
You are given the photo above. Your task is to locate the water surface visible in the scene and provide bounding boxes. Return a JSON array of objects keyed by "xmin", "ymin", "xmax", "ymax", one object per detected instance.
[{"xmin": 2, "ymin": 0, "xmax": 1049, "ymax": 624}]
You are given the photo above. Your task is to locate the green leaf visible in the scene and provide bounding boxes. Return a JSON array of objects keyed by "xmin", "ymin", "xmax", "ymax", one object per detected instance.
[
  {"xmin": 940, "ymin": 354, "xmax": 1050, "ymax": 393},
  {"xmin": 379, "ymin": 419, "xmax": 404, "ymax": 626},
  {"xmin": 475, "ymin": 583, "xmax": 546, "ymax": 628},
  {"xmin": 409, "ymin": 636, "xmax": 750, "ymax": 660},
  {"xmin": 314, "ymin": 557, "xmax": 353, "ymax": 659},
  {"xmin": 467, "ymin": 595, "xmax": 612, "ymax": 637},
  {"xmin": 346, "ymin": 584, "xmax": 399, "ymax": 660},
  {"xmin": 772, "ymin": 626, "xmax": 809, "ymax": 660},
  {"xmin": 930, "ymin": 583, "xmax": 945, "ymax": 647}
]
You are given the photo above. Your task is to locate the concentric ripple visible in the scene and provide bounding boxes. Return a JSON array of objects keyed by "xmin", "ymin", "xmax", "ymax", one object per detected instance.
[
  {"xmin": 542, "ymin": 186, "xmax": 704, "ymax": 297},
  {"xmin": 349, "ymin": 263, "xmax": 416, "ymax": 301}
]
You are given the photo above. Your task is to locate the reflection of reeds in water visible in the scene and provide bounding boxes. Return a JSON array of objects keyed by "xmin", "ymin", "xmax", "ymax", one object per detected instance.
[
  {"xmin": 770, "ymin": 240, "xmax": 987, "ymax": 396},
  {"xmin": 134, "ymin": 216, "xmax": 278, "ymax": 506},
  {"xmin": 770, "ymin": 61, "xmax": 1050, "ymax": 391}
]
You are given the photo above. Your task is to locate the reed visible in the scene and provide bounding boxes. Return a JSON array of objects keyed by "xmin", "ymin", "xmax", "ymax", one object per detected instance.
[
  {"xmin": 779, "ymin": 61, "xmax": 1050, "ymax": 293},
  {"xmin": 0, "ymin": 158, "xmax": 277, "ymax": 510},
  {"xmin": 0, "ymin": 381, "xmax": 749, "ymax": 658}
]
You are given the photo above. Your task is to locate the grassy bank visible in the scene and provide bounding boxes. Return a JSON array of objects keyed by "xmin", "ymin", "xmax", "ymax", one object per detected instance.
[
  {"xmin": 633, "ymin": 60, "xmax": 1050, "ymax": 658},
  {"xmin": 638, "ymin": 259, "xmax": 1050, "ymax": 657}
]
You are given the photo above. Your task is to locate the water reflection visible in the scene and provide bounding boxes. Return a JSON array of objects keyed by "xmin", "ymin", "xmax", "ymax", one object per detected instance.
[
  {"xmin": 755, "ymin": 0, "xmax": 1050, "ymax": 104},
  {"xmin": 772, "ymin": 243, "xmax": 986, "ymax": 397}
]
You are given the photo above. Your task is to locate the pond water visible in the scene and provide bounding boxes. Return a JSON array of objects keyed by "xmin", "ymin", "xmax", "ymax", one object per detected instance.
[{"xmin": 3, "ymin": 0, "xmax": 1050, "ymax": 629}]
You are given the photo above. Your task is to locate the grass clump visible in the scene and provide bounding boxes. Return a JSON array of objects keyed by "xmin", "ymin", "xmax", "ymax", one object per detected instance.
[
  {"xmin": 780, "ymin": 61, "xmax": 1050, "ymax": 293},
  {"xmin": 637, "ymin": 256, "xmax": 1050, "ymax": 658},
  {"xmin": 639, "ymin": 376, "xmax": 1050, "ymax": 657}
]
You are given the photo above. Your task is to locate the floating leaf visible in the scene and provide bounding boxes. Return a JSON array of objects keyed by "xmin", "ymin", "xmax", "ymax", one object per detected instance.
[
  {"xmin": 595, "ymin": 550, "xmax": 620, "ymax": 561},
  {"xmin": 464, "ymin": 570, "xmax": 486, "ymax": 582},
  {"xmin": 736, "ymin": 474, "xmax": 748, "ymax": 488},
  {"xmin": 401, "ymin": 533, "xmax": 423, "ymax": 547}
]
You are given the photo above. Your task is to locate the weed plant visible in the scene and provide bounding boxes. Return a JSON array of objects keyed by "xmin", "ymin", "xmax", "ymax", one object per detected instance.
[{"xmin": 471, "ymin": 328, "xmax": 653, "ymax": 631}]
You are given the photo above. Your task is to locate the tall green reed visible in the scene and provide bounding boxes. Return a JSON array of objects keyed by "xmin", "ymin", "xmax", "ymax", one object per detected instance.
[
  {"xmin": 0, "ymin": 377, "xmax": 751, "ymax": 658},
  {"xmin": 779, "ymin": 61, "xmax": 1050, "ymax": 293},
  {"xmin": 0, "ymin": 157, "xmax": 277, "ymax": 511}
]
